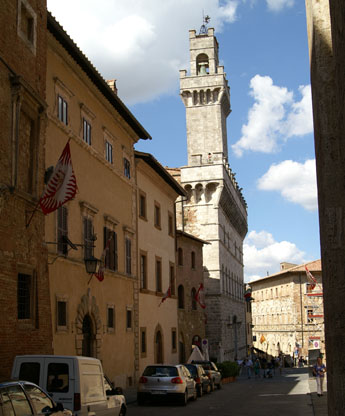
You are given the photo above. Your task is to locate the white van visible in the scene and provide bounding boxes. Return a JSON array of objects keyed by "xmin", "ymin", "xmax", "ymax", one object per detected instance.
[{"xmin": 11, "ymin": 355, "xmax": 126, "ymax": 416}]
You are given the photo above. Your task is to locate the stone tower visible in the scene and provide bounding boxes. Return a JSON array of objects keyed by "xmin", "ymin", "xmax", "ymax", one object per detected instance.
[{"xmin": 178, "ymin": 28, "xmax": 248, "ymax": 362}]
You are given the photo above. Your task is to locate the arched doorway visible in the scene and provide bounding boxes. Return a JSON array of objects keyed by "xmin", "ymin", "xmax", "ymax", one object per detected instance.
[
  {"xmin": 155, "ymin": 330, "xmax": 163, "ymax": 364},
  {"xmin": 82, "ymin": 314, "xmax": 95, "ymax": 357}
]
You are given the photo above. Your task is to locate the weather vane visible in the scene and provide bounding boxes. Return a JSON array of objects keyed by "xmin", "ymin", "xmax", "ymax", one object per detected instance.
[{"xmin": 199, "ymin": 11, "xmax": 210, "ymax": 35}]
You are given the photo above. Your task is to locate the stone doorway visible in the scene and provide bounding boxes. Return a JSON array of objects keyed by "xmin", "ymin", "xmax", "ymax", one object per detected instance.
[{"xmin": 82, "ymin": 314, "xmax": 95, "ymax": 357}]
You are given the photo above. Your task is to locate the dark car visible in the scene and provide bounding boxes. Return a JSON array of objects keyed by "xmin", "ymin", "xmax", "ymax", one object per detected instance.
[
  {"xmin": 191, "ymin": 360, "xmax": 222, "ymax": 390},
  {"xmin": 0, "ymin": 380, "xmax": 72, "ymax": 416},
  {"xmin": 184, "ymin": 364, "xmax": 211, "ymax": 397}
]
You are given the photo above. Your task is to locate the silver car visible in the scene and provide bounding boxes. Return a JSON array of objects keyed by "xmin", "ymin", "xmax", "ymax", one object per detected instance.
[{"xmin": 137, "ymin": 364, "xmax": 197, "ymax": 406}]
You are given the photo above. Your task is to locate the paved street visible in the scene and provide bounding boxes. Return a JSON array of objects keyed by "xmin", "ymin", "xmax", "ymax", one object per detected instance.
[{"xmin": 126, "ymin": 368, "xmax": 327, "ymax": 415}]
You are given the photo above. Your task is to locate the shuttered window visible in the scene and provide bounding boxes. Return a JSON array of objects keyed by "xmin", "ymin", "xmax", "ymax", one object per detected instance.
[
  {"xmin": 83, "ymin": 217, "xmax": 94, "ymax": 258},
  {"xmin": 104, "ymin": 227, "xmax": 117, "ymax": 271},
  {"xmin": 57, "ymin": 206, "xmax": 68, "ymax": 255}
]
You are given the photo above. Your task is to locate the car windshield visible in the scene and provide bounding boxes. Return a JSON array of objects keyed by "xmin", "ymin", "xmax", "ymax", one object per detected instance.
[{"xmin": 143, "ymin": 366, "xmax": 178, "ymax": 377}]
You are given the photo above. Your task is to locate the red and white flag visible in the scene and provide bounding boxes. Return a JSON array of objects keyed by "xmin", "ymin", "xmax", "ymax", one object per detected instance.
[
  {"xmin": 39, "ymin": 141, "xmax": 77, "ymax": 214},
  {"xmin": 195, "ymin": 283, "xmax": 206, "ymax": 309},
  {"xmin": 94, "ymin": 235, "xmax": 113, "ymax": 282},
  {"xmin": 305, "ymin": 265, "xmax": 317, "ymax": 290},
  {"xmin": 159, "ymin": 286, "xmax": 171, "ymax": 306}
]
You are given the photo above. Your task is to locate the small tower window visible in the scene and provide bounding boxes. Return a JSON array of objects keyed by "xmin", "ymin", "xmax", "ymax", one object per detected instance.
[{"xmin": 196, "ymin": 53, "xmax": 209, "ymax": 75}]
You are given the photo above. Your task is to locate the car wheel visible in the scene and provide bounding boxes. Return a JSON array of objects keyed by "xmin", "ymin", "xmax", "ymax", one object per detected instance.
[
  {"xmin": 217, "ymin": 380, "xmax": 222, "ymax": 389},
  {"xmin": 210, "ymin": 381, "xmax": 215, "ymax": 391},
  {"xmin": 119, "ymin": 404, "xmax": 126, "ymax": 415},
  {"xmin": 198, "ymin": 385, "xmax": 203, "ymax": 397},
  {"xmin": 180, "ymin": 390, "xmax": 188, "ymax": 406},
  {"xmin": 206, "ymin": 383, "xmax": 211, "ymax": 394},
  {"xmin": 192, "ymin": 387, "xmax": 198, "ymax": 401}
]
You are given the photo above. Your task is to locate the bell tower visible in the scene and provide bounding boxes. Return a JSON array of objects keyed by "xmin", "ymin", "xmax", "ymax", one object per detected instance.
[{"xmin": 180, "ymin": 28, "xmax": 231, "ymax": 166}]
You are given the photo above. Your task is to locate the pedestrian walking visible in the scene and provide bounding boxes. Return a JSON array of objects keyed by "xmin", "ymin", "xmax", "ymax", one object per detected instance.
[
  {"xmin": 313, "ymin": 357, "xmax": 326, "ymax": 396},
  {"xmin": 245, "ymin": 357, "xmax": 253, "ymax": 379},
  {"xmin": 254, "ymin": 359, "xmax": 261, "ymax": 379}
]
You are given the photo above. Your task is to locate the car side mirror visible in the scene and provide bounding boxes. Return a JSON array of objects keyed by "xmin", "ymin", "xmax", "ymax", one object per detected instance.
[{"xmin": 55, "ymin": 402, "xmax": 64, "ymax": 412}]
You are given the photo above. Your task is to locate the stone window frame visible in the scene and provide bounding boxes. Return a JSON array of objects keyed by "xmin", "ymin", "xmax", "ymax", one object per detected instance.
[
  {"xmin": 106, "ymin": 303, "xmax": 115, "ymax": 333},
  {"xmin": 126, "ymin": 307, "xmax": 133, "ymax": 331},
  {"xmin": 17, "ymin": 0, "xmax": 37, "ymax": 55},
  {"xmin": 53, "ymin": 77, "xmax": 74, "ymax": 127},
  {"xmin": 103, "ymin": 214, "xmax": 119, "ymax": 272},
  {"xmin": 80, "ymin": 103, "xmax": 95, "ymax": 146},
  {"xmin": 191, "ymin": 251, "xmax": 196, "ymax": 269},
  {"xmin": 123, "ymin": 225, "xmax": 135, "ymax": 276},
  {"xmin": 154, "ymin": 201, "xmax": 161, "ymax": 230},
  {"xmin": 140, "ymin": 327, "xmax": 147, "ymax": 358},
  {"xmin": 155, "ymin": 256, "xmax": 162, "ymax": 293},
  {"xmin": 79, "ymin": 201, "xmax": 98, "ymax": 260},
  {"xmin": 140, "ymin": 250, "xmax": 148, "ymax": 290},
  {"xmin": 168, "ymin": 211, "xmax": 174, "ymax": 237},
  {"xmin": 56, "ymin": 294, "xmax": 69, "ymax": 333},
  {"xmin": 138, "ymin": 190, "xmax": 147, "ymax": 221},
  {"xmin": 17, "ymin": 264, "xmax": 37, "ymax": 329}
]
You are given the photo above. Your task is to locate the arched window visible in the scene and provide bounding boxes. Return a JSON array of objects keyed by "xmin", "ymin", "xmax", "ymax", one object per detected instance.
[
  {"xmin": 191, "ymin": 251, "xmax": 196, "ymax": 269},
  {"xmin": 191, "ymin": 288, "xmax": 197, "ymax": 310},
  {"xmin": 178, "ymin": 247, "xmax": 183, "ymax": 266},
  {"xmin": 178, "ymin": 285, "xmax": 184, "ymax": 309}
]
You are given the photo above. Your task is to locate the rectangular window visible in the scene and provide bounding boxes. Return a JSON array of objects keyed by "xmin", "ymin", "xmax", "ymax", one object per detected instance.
[
  {"xmin": 125, "ymin": 238, "xmax": 132, "ymax": 275},
  {"xmin": 104, "ymin": 228, "xmax": 117, "ymax": 271},
  {"xmin": 140, "ymin": 328, "xmax": 147, "ymax": 356},
  {"xmin": 83, "ymin": 118, "xmax": 91, "ymax": 145},
  {"xmin": 169, "ymin": 263, "xmax": 175, "ymax": 296},
  {"xmin": 57, "ymin": 206, "xmax": 68, "ymax": 255},
  {"xmin": 154, "ymin": 202, "xmax": 161, "ymax": 229},
  {"xmin": 156, "ymin": 258, "xmax": 162, "ymax": 292},
  {"xmin": 140, "ymin": 253, "xmax": 147, "ymax": 289},
  {"xmin": 139, "ymin": 192, "xmax": 146, "ymax": 219},
  {"xmin": 172, "ymin": 328, "xmax": 177, "ymax": 352},
  {"xmin": 168, "ymin": 212, "xmax": 174, "ymax": 236},
  {"xmin": 124, "ymin": 158, "xmax": 131, "ymax": 178},
  {"xmin": 126, "ymin": 309, "xmax": 132, "ymax": 330},
  {"xmin": 58, "ymin": 95, "xmax": 68, "ymax": 125},
  {"xmin": 105, "ymin": 141, "xmax": 113, "ymax": 163},
  {"xmin": 107, "ymin": 306, "xmax": 114, "ymax": 330},
  {"xmin": 57, "ymin": 301, "xmax": 67, "ymax": 327},
  {"xmin": 18, "ymin": 273, "xmax": 31, "ymax": 319},
  {"xmin": 83, "ymin": 217, "xmax": 94, "ymax": 259}
]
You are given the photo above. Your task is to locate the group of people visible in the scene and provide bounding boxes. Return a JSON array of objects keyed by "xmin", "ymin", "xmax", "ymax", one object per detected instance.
[
  {"xmin": 237, "ymin": 355, "xmax": 327, "ymax": 397},
  {"xmin": 237, "ymin": 356, "xmax": 282, "ymax": 379}
]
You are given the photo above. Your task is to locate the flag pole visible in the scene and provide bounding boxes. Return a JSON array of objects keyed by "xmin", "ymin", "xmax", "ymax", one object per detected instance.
[{"xmin": 26, "ymin": 200, "xmax": 41, "ymax": 228}]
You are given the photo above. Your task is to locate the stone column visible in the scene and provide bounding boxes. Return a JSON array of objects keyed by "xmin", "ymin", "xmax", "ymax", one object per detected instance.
[{"xmin": 305, "ymin": 1, "xmax": 345, "ymax": 414}]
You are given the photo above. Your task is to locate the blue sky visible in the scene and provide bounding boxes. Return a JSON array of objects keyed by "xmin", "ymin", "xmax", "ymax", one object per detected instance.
[{"xmin": 47, "ymin": 0, "xmax": 320, "ymax": 281}]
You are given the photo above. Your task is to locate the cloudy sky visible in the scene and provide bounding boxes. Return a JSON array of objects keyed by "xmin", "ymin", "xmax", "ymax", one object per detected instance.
[{"xmin": 48, "ymin": 0, "xmax": 319, "ymax": 281}]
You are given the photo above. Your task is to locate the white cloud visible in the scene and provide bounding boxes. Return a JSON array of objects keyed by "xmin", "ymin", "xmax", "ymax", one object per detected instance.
[
  {"xmin": 266, "ymin": 0, "xmax": 294, "ymax": 12},
  {"xmin": 47, "ymin": 0, "xmax": 240, "ymax": 104},
  {"xmin": 244, "ymin": 230, "xmax": 305, "ymax": 282},
  {"xmin": 257, "ymin": 159, "xmax": 318, "ymax": 211},
  {"xmin": 232, "ymin": 75, "xmax": 313, "ymax": 157}
]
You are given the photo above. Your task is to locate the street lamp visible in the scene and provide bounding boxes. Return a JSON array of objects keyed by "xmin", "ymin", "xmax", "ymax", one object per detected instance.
[{"xmin": 84, "ymin": 256, "xmax": 99, "ymax": 275}]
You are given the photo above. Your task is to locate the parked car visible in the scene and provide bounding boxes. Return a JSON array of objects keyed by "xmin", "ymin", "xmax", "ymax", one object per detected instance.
[
  {"xmin": 137, "ymin": 364, "xmax": 197, "ymax": 406},
  {"xmin": 184, "ymin": 364, "xmax": 211, "ymax": 397},
  {"xmin": 191, "ymin": 360, "xmax": 222, "ymax": 390},
  {"xmin": 11, "ymin": 355, "xmax": 126, "ymax": 416},
  {"xmin": 0, "ymin": 380, "xmax": 72, "ymax": 416}
]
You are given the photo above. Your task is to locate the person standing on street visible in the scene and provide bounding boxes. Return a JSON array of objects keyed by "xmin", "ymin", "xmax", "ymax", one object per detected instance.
[
  {"xmin": 313, "ymin": 357, "xmax": 326, "ymax": 396},
  {"xmin": 245, "ymin": 357, "xmax": 253, "ymax": 379}
]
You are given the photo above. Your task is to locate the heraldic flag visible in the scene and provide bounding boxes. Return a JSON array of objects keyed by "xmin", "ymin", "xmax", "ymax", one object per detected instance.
[{"xmin": 39, "ymin": 141, "xmax": 77, "ymax": 214}]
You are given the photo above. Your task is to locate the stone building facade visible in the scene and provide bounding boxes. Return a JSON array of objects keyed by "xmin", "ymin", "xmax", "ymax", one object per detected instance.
[
  {"xmin": 305, "ymin": 1, "xmax": 345, "ymax": 414},
  {"xmin": 176, "ymin": 28, "xmax": 248, "ymax": 362},
  {"xmin": 0, "ymin": 0, "xmax": 53, "ymax": 380},
  {"xmin": 135, "ymin": 151, "xmax": 185, "ymax": 375},
  {"xmin": 45, "ymin": 13, "xmax": 150, "ymax": 388},
  {"xmin": 250, "ymin": 260, "xmax": 324, "ymax": 360},
  {"xmin": 176, "ymin": 230, "xmax": 207, "ymax": 363}
]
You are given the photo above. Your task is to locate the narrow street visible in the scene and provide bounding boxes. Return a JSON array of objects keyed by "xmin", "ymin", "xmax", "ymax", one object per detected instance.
[{"xmin": 127, "ymin": 368, "xmax": 320, "ymax": 416}]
